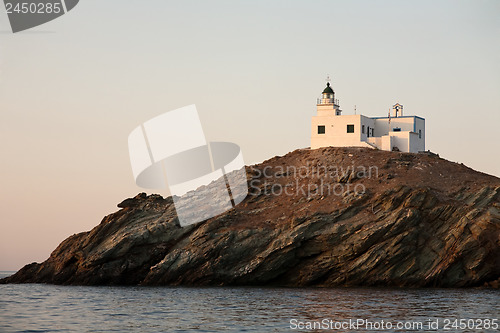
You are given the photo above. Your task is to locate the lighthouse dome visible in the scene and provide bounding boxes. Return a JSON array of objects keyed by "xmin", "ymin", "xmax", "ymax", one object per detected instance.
[{"xmin": 322, "ymin": 82, "xmax": 334, "ymax": 94}]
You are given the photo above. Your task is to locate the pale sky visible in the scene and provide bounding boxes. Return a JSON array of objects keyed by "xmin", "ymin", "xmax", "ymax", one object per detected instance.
[{"xmin": 1, "ymin": 0, "xmax": 499, "ymax": 271}]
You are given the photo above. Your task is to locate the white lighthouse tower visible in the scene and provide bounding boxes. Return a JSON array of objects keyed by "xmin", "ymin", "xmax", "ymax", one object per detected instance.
[{"xmin": 317, "ymin": 78, "xmax": 342, "ymax": 116}]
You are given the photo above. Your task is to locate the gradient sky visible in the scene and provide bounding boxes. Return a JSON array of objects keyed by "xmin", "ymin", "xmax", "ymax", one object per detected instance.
[{"xmin": 1, "ymin": 0, "xmax": 499, "ymax": 271}]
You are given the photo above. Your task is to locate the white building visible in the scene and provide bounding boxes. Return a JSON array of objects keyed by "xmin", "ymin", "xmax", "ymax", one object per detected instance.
[{"xmin": 311, "ymin": 81, "xmax": 425, "ymax": 153}]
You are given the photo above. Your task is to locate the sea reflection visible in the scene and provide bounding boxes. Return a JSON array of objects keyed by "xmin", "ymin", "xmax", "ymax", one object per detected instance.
[{"xmin": 0, "ymin": 282, "xmax": 498, "ymax": 332}]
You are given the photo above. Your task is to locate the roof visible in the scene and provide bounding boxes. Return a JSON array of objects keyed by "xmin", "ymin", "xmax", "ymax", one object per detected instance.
[
  {"xmin": 371, "ymin": 115, "xmax": 425, "ymax": 121},
  {"xmin": 322, "ymin": 82, "xmax": 334, "ymax": 94}
]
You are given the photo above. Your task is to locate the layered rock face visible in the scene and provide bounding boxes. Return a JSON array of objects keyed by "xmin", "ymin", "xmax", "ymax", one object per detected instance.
[{"xmin": 2, "ymin": 147, "xmax": 499, "ymax": 287}]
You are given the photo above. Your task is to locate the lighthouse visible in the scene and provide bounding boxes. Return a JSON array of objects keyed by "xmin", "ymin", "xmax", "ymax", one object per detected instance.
[
  {"xmin": 317, "ymin": 80, "xmax": 342, "ymax": 116},
  {"xmin": 311, "ymin": 79, "xmax": 425, "ymax": 153}
]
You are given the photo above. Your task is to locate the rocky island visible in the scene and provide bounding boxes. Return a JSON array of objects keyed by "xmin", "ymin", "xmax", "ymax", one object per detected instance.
[{"xmin": 2, "ymin": 147, "xmax": 499, "ymax": 287}]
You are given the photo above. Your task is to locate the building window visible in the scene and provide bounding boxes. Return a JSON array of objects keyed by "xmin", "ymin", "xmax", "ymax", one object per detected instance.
[
  {"xmin": 347, "ymin": 124, "xmax": 354, "ymax": 133},
  {"xmin": 393, "ymin": 127, "xmax": 401, "ymax": 132},
  {"xmin": 362, "ymin": 125, "xmax": 365, "ymax": 134},
  {"xmin": 318, "ymin": 125, "xmax": 325, "ymax": 134},
  {"xmin": 419, "ymin": 129, "xmax": 422, "ymax": 139}
]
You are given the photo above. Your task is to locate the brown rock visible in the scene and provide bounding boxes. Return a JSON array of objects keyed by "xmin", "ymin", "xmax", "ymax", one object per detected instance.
[{"xmin": 2, "ymin": 147, "xmax": 499, "ymax": 288}]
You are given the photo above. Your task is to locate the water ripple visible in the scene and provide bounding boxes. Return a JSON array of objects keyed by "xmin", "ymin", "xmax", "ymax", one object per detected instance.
[{"xmin": 0, "ymin": 280, "xmax": 498, "ymax": 332}]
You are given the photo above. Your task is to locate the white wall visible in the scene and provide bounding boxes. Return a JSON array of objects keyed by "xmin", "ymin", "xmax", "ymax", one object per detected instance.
[
  {"xmin": 311, "ymin": 113, "xmax": 425, "ymax": 153},
  {"xmin": 415, "ymin": 117, "xmax": 425, "ymax": 151},
  {"xmin": 316, "ymin": 104, "xmax": 341, "ymax": 117},
  {"xmin": 360, "ymin": 116, "xmax": 375, "ymax": 141},
  {"xmin": 374, "ymin": 117, "xmax": 415, "ymax": 136},
  {"xmin": 311, "ymin": 114, "xmax": 363, "ymax": 149},
  {"xmin": 391, "ymin": 131, "xmax": 410, "ymax": 152},
  {"xmin": 382, "ymin": 135, "xmax": 392, "ymax": 151},
  {"xmin": 409, "ymin": 132, "xmax": 421, "ymax": 153}
]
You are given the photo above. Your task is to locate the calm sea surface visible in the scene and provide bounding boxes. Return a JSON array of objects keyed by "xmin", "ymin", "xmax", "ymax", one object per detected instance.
[{"xmin": 0, "ymin": 272, "xmax": 498, "ymax": 332}]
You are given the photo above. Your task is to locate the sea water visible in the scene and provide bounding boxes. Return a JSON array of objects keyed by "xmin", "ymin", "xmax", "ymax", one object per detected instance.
[{"xmin": 0, "ymin": 272, "xmax": 498, "ymax": 332}]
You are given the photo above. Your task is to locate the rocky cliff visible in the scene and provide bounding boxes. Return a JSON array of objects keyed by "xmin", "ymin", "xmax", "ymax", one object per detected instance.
[{"xmin": 2, "ymin": 147, "xmax": 499, "ymax": 287}]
